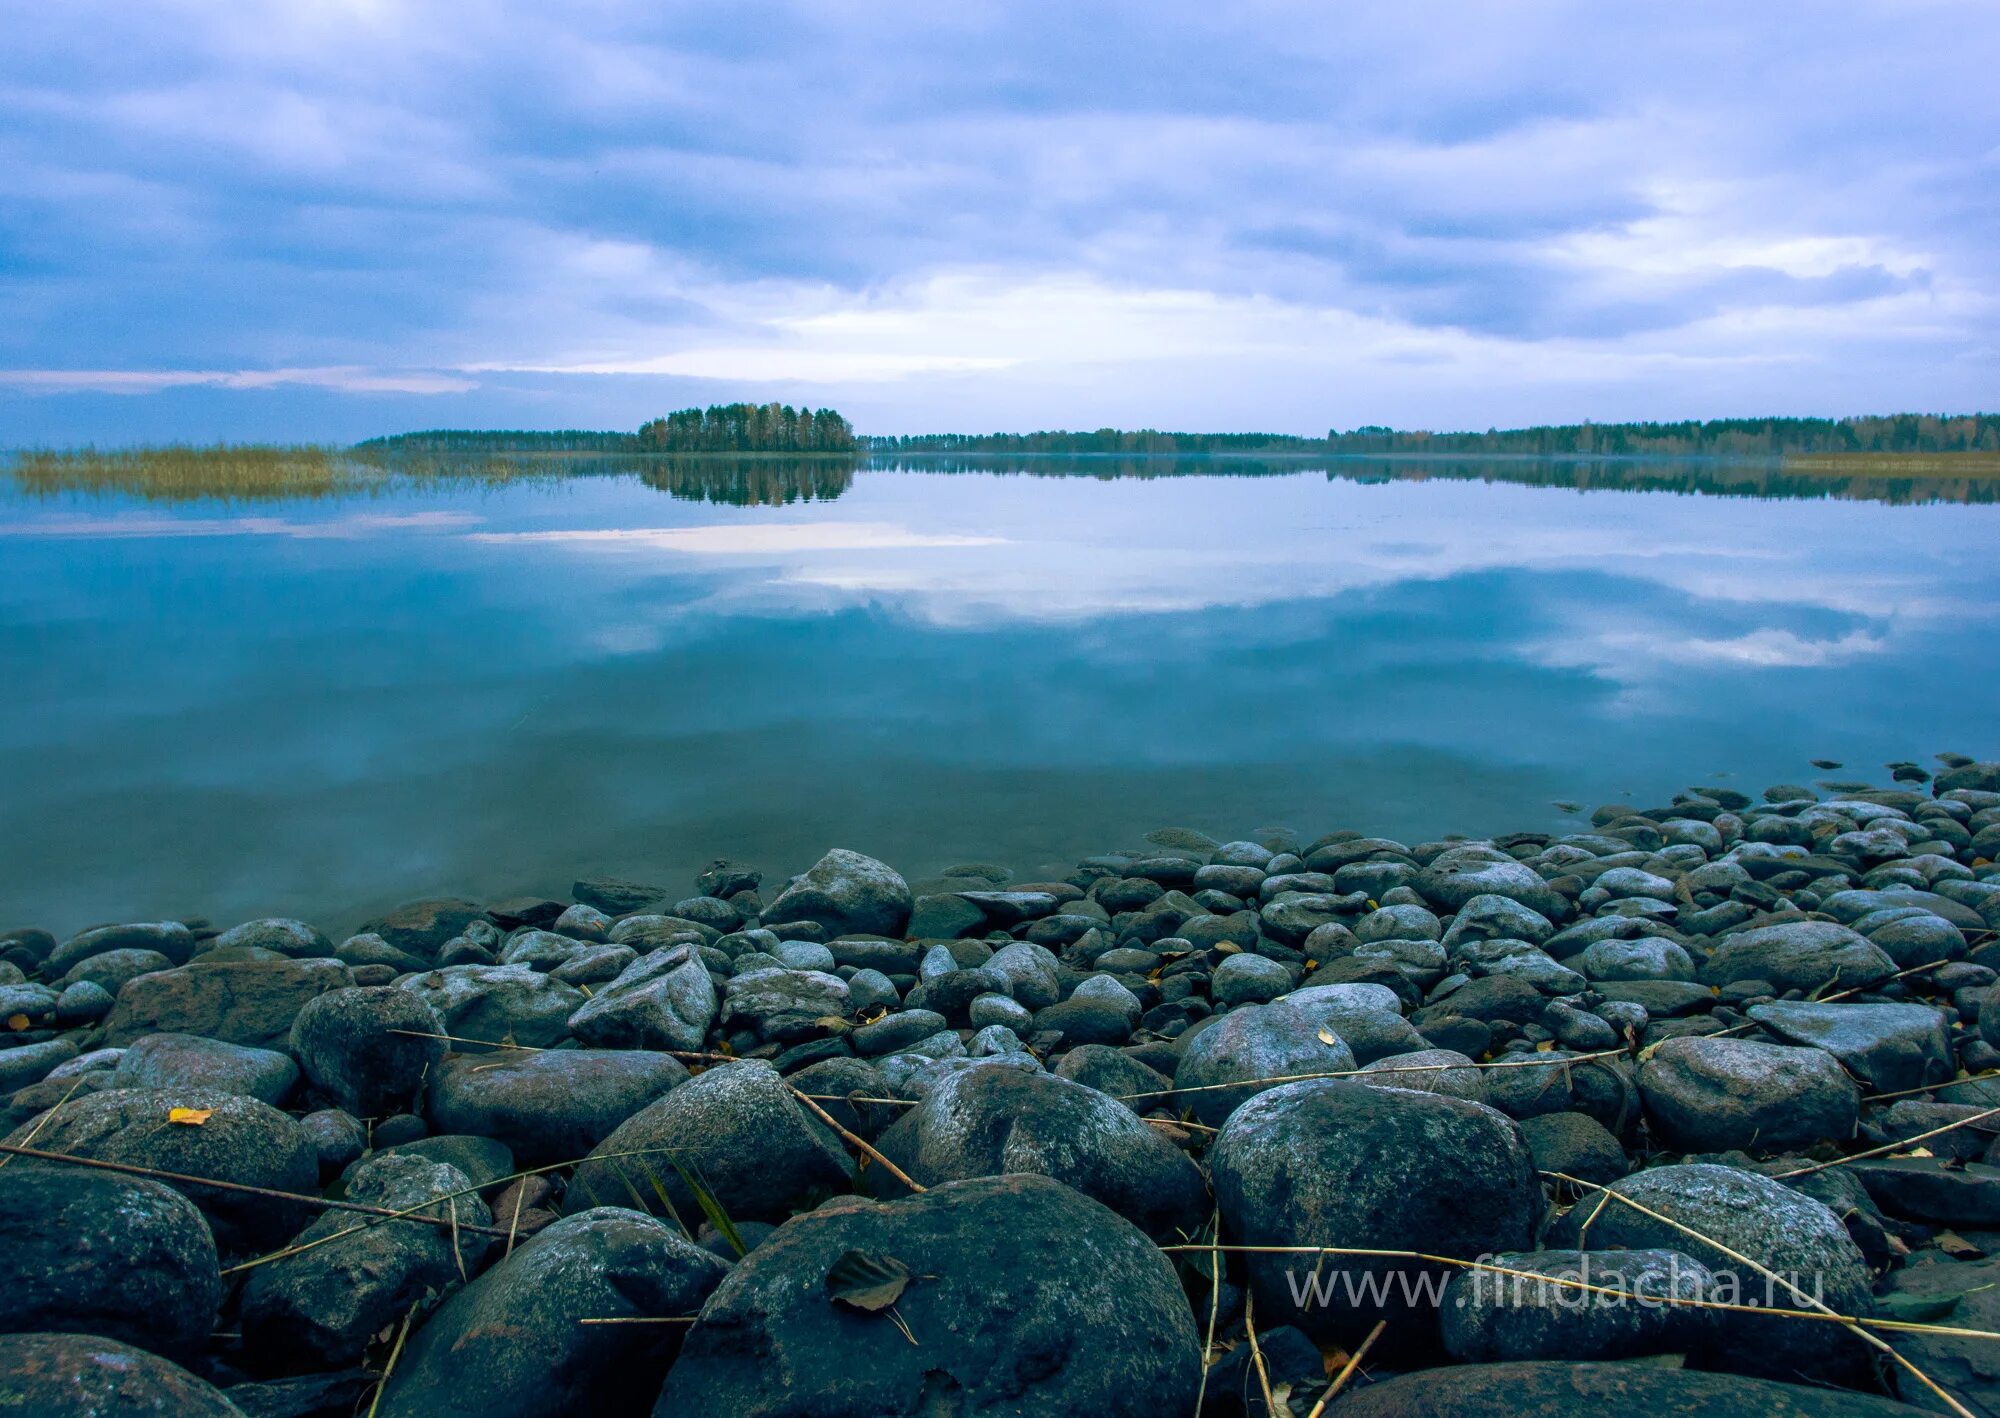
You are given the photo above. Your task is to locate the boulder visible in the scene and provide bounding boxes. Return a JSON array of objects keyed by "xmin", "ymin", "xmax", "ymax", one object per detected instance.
[
  {"xmin": 396, "ymin": 965, "xmax": 584, "ymax": 1052},
  {"xmin": 1174, "ymin": 1000, "xmax": 1357, "ymax": 1128},
  {"xmin": 566, "ymin": 946, "xmax": 716, "ymax": 1052},
  {"xmin": 1547, "ymin": 1162, "xmax": 1873, "ymax": 1383},
  {"xmin": 1698, "ymin": 921, "xmax": 1896, "ymax": 995},
  {"xmin": 1747, "ymin": 1000, "xmax": 1953, "ymax": 1095},
  {"xmin": 655, "ymin": 1175, "xmax": 1199, "ymax": 1418},
  {"xmin": 112, "ymin": 1034, "xmax": 298, "ymax": 1106},
  {"xmin": 355, "ymin": 898, "xmax": 485, "ymax": 962},
  {"xmin": 1637, "ymin": 1037, "xmax": 1858, "ymax": 1153},
  {"xmin": 210, "ymin": 919, "xmax": 334, "ymax": 959},
  {"xmin": 290, "ymin": 986, "xmax": 446, "ymax": 1117},
  {"xmin": 871, "ymin": 1067, "xmax": 1209, "ymax": 1239},
  {"xmin": 102, "ymin": 958, "xmax": 356, "ymax": 1050},
  {"xmin": 45, "ymin": 921, "xmax": 197, "ymax": 976},
  {"xmin": 762, "ymin": 849, "xmax": 913, "ymax": 939},
  {"xmin": 0, "ymin": 1333, "xmax": 246, "ymax": 1417},
  {"xmin": 720, "ymin": 968, "xmax": 850, "ymax": 1043},
  {"xmin": 376, "ymin": 1208, "xmax": 729, "ymax": 1418},
  {"xmin": 1212, "ymin": 1079, "xmax": 1540, "ymax": 1350},
  {"xmin": 0, "ymin": 1165, "xmax": 221, "ymax": 1358},
  {"xmin": 242, "ymin": 1152, "xmax": 493, "ymax": 1370},
  {"xmin": 570, "ymin": 1060, "xmax": 854, "ymax": 1222},
  {"xmin": 1416, "ymin": 849, "xmax": 1568, "ymax": 918},
  {"xmin": 3, "ymin": 1086, "xmax": 318, "ymax": 1247},
  {"xmin": 426, "ymin": 1049, "xmax": 687, "ymax": 1164}
]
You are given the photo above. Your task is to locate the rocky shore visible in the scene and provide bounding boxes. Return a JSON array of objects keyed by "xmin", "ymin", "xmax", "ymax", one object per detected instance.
[{"xmin": 5, "ymin": 758, "xmax": 2000, "ymax": 1415}]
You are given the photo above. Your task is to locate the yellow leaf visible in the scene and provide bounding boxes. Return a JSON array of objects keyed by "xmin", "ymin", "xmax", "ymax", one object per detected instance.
[
  {"xmin": 1907, "ymin": 1146, "xmax": 1935, "ymax": 1158},
  {"xmin": 4, "ymin": 1013, "xmax": 28, "ymax": 1031},
  {"xmin": 1535, "ymin": 1040, "xmax": 1556, "ymax": 1052},
  {"xmin": 1316, "ymin": 1025, "xmax": 1340, "ymax": 1047},
  {"xmin": 167, "ymin": 1107, "xmax": 214, "ymax": 1126}
]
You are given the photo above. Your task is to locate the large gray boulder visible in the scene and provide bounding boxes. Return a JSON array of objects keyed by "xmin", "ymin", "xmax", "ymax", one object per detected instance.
[
  {"xmin": 1547, "ymin": 1162, "xmax": 1873, "ymax": 1384},
  {"xmin": 209, "ymin": 918, "xmax": 334, "ymax": 958},
  {"xmin": 1637, "ymin": 1037, "xmax": 1858, "ymax": 1153},
  {"xmin": 45, "ymin": 921, "xmax": 197, "ymax": 977},
  {"xmin": 102, "ymin": 958, "xmax": 356, "ymax": 1050},
  {"xmin": 1174, "ymin": 999, "xmax": 1357, "ymax": 1128},
  {"xmin": 762, "ymin": 849, "xmax": 913, "ymax": 939},
  {"xmin": 1212, "ymin": 1079, "xmax": 1541, "ymax": 1350},
  {"xmin": 655, "ymin": 1175, "xmax": 1200, "ymax": 1418},
  {"xmin": 3, "ymin": 1086, "xmax": 318, "ymax": 1247},
  {"xmin": 0, "ymin": 1165, "xmax": 222, "ymax": 1359},
  {"xmin": 395, "ymin": 965, "xmax": 584, "ymax": 1051},
  {"xmin": 376, "ymin": 1208, "xmax": 729, "ymax": 1418},
  {"xmin": 565, "ymin": 946, "xmax": 716, "ymax": 1052},
  {"xmin": 1417, "ymin": 848, "xmax": 1568, "ymax": 918},
  {"xmin": 1698, "ymin": 920, "xmax": 1896, "ymax": 994},
  {"xmin": 241, "ymin": 1152, "xmax": 493, "ymax": 1370},
  {"xmin": 569, "ymin": 1060, "xmax": 854, "ymax": 1222},
  {"xmin": 720, "ymin": 967, "xmax": 850, "ymax": 1043},
  {"xmin": 426, "ymin": 1048, "xmax": 687, "ymax": 1164},
  {"xmin": 0, "ymin": 1333, "xmax": 246, "ymax": 1417},
  {"xmin": 290, "ymin": 986, "xmax": 446, "ymax": 1117},
  {"xmin": 111, "ymin": 1033, "xmax": 298, "ymax": 1106},
  {"xmin": 1747, "ymin": 1000, "xmax": 1953, "ymax": 1095},
  {"xmin": 871, "ymin": 1067, "xmax": 1209, "ymax": 1239},
  {"xmin": 355, "ymin": 898, "xmax": 485, "ymax": 962}
]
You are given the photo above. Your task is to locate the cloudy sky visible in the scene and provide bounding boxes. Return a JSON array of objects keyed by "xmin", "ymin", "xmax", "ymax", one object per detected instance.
[{"xmin": 2, "ymin": 0, "xmax": 1995, "ymax": 443}]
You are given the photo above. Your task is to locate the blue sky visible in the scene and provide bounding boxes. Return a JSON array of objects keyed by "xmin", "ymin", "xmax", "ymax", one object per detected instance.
[{"xmin": 2, "ymin": 0, "xmax": 1996, "ymax": 443}]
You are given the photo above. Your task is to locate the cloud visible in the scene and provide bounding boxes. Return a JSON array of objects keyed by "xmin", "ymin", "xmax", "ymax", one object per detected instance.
[
  {"xmin": 2, "ymin": 1, "xmax": 1997, "ymax": 436},
  {"xmin": 467, "ymin": 522, "xmax": 1003, "ymax": 553},
  {"xmin": 0, "ymin": 367, "xmax": 477, "ymax": 395}
]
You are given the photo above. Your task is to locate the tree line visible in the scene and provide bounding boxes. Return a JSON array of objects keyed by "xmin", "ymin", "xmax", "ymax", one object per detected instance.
[
  {"xmin": 358, "ymin": 405, "xmax": 858, "ymax": 456},
  {"xmin": 1324, "ymin": 414, "xmax": 2000, "ymax": 455},
  {"xmin": 639, "ymin": 403, "xmax": 856, "ymax": 453},
  {"xmin": 866, "ymin": 428, "xmax": 1322, "ymax": 454}
]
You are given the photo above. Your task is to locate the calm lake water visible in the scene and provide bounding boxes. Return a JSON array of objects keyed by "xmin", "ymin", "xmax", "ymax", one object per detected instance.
[{"xmin": 3, "ymin": 453, "xmax": 1997, "ymax": 936}]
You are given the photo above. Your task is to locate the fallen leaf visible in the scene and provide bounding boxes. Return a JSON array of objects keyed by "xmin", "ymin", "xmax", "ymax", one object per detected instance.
[
  {"xmin": 813, "ymin": 1015, "xmax": 852, "ymax": 1034},
  {"xmin": 1214, "ymin": 941, "xmax": 1243, "ymax": 955},
  {"xmin": 4, "ymin": 1014, "xmax": 29, "ymax": 1031},
  {"xmin": 825, "ymin": 1250, "xmax": 911, "ymax": 1312},
  {"xmin": 1937, "ymin": 1230, "xmax": 1985, "ymax": 1258},
  {"xmin": 1534, "ymin": 1040, "xmax": 1556, "ymax": 1053},
  {"xmin": 1316, "ymin": 1025, "xmax": 1340, "ymax": 1048},
  {"xmin": 1905, "ymin": 1147, "xmax": 1935, "ymax": 1159},
  {"xmin": 167, "ymin": 1107, "xmax": 214, "ymax": 1126}
]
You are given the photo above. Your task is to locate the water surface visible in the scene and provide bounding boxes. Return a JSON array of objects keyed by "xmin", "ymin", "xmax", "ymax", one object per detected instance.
[{"xmin": 3, "ymin": 453, "xmax": 1996, "ymax": 935}]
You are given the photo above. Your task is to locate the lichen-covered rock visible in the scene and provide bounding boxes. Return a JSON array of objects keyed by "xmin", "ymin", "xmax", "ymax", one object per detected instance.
[
  {"xmin": 241, "ymin": 1152, "xmax": 492, "ymax": 1371},
  {"xmin": 101, "ymin": 958, "xmax": 356, "ymax": 1050},
  {"xmin": 2, "ymin": 1086, "xmax": 317, "ymax": 1247},
  {"xmin": 0, "ymin": 1333, "xmax": 246, "ymax": 1416},
  {"xmin": 870, "ymin": 1067, "xmax": 1209, "ymax": 1239},
  {"xmin": 569, "ymin": 1060, "xmax": 854, "ymax": 1222},
  {"xmin": 0, "ymin": 1166, "xmax": 222, "ymax": 1359},
  {"xmin": 1212, "ymin": 1078, "xmax": 1540, "ymax": 1351},
  {"xmin": 656, "ymin": 1175, "xmax": 1200, "ymax": 1418},
  {"xmin": 375, "ymin": 1208, "xmax": 728, "ymax": 1418},
  {"xmin": 762, "ymin": 849, "xmax": 913, "ymax": 940},
  {"xmin": 290, "ymin": 986, "xmax": 446, "ymax": 1117},
  {"xmin": 426, "ymin": 1048, "xmax": 687, "ymax": 1164}
]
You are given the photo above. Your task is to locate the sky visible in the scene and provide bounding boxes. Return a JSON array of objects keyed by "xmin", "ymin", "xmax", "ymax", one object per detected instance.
[{"xmin": 1, "ymin": 0, "xmax": 1996, "ymax": 444}]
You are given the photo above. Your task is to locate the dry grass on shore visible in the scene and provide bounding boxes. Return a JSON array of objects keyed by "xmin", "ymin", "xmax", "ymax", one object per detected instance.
[{"xmin": 3, "ymin": 444, "xmax": 564, "ymax": 504}]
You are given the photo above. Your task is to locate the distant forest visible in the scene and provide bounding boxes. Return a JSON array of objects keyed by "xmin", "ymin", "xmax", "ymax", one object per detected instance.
[
  {"xmin": 639, "ymin": 403, "xmax": 856, "ymax": 453},
  {"xmin": 1325, "ymin": 413, "xmax": 2000, "ymax": 455},
  {"xmin": 359, "ymin": 404, "xmax": 858, "ymax": 456},
  {"xmin": 871, "ymin": 414, "xmax": 1999, "ymax": 457},
  {"xmin": 865, "ymin": 428, "xmax": 1323, "ymax": 454}
]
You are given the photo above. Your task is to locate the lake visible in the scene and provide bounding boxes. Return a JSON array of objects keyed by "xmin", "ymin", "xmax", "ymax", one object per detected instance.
[{"xmin": 3, "ymin": 452, "xmax": 1996, "ymax": 936}]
